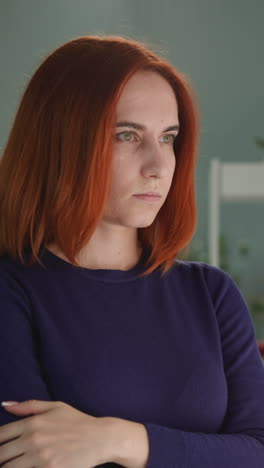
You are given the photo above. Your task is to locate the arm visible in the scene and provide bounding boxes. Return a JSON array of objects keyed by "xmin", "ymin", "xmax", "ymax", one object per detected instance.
[
  {"xmin": 107, "ymin": 417, "xmax": 149, "ymax": 468},
  {"xmin": 110, "ymin": 267, "xmax": 264, "ymax": 468},
  {"xmin": 0, "ymin": 272, "xmax": 124, "ymax": 467},
  {"xmin": 0, "ymin": 273, "xmax": 54, "ymax": 425}
]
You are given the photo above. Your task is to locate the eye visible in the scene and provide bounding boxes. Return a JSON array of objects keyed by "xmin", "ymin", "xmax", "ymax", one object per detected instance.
[
  {"xmin": 115, "ymin": 131, "xmax": 177, "ymax": 144},
  {"xmin": 115, "ymin": 131, "xmax": 138, "ymax": 142},
  {"xmin": 161, "ymin": 134, "xmax": 177, "ymax": 144}
]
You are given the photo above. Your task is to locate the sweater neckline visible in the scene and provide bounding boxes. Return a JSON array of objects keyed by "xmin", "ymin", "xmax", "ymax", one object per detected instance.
[{"xmin": 39, "ymin": 245, "xmax": 153, "ymax": 283}]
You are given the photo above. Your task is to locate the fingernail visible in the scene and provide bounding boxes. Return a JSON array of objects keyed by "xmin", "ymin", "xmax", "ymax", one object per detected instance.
[{"xmin": 1, "ymin": 401, "xmax": 19, "ymax": 406}]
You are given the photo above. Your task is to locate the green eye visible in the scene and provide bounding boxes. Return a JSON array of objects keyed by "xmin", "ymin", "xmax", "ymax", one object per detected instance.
[
  {"xmin": 161, "ymin": 134, "xmax": 176, "ymax": 144},
  {"xmin": 116, "ymin": 131, "xmax": 136, "ymax": 142},
  {"xmin": 115, "ymin": 131, "xmax": 177, "ymax": 144}
]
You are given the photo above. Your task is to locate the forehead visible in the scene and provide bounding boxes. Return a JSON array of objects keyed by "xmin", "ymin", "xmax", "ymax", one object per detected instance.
[{"xmin": 116, "ymin": 70, "xmax": 179, "ymax": 117}]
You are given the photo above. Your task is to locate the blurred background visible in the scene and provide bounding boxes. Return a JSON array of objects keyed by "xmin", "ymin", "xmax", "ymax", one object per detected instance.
[{"xmin": 0, "ymin": 0, "xmax": 263, "ymax": 344}]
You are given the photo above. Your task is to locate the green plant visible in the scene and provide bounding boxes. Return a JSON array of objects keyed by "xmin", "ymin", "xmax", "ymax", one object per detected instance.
[
  {"xmin": 185, "ymin": 234, "xmax": 249, "ymax": 289},
  {"xmin": 184, "ymin": 238, "xmax": 209, "ymax": 263},
  {"xmin": 254, "ymin": 136, "xmax": 264, "ymax": 161}
]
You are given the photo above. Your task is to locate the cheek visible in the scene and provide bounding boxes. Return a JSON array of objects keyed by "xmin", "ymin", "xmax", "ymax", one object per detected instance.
[
  {"xmin": 107, "ymin": 174, "xmax": 131, "ymax": 199},
  {"xmin": 110, "ymin": 159, "xmax": 136, "ymax": 190}
]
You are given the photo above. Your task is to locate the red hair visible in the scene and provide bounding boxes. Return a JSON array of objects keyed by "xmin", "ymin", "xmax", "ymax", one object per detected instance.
[{"xmin": 0, "ymin": 34, "xmax": 200, "ymax": 278}]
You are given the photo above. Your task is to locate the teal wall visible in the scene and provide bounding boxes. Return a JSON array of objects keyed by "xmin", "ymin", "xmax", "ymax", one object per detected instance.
[{"xmin": 1, "ymin": 0, "xmax": 263, "ymax": 331}]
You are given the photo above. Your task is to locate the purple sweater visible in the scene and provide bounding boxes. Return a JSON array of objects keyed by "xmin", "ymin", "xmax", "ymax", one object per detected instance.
[{"xmin": 0, "ymin": 246, "xmax": 264, "ymax": 467}]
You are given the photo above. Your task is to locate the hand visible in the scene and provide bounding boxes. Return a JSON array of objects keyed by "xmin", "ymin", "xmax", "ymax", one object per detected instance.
[{"xmin": 0, "ymin": 399, "xmax": 112, "ymax": 467}]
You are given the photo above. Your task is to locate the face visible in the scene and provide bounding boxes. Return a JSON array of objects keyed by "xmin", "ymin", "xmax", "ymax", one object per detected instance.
[{"xmin": 102, "ymin": 70, "xmax": 179, "ymax": 230}]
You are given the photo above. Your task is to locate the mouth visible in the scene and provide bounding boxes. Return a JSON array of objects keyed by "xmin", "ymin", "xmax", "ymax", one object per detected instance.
[
  {"xmin": 133, "ymin": 194, "xmax": 162, "ymax": 202},
  {"xmin": 134, "ymin": 192, "xmax": 161, "ymax": 196}
]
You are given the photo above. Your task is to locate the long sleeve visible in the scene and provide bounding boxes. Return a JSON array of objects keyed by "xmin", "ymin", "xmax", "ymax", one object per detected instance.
[
  {"xmin": 0, "ymin": 273, "xmax": 53, "ymax": 425},
  {"xmin": 1, "ymin": 250, "xmax": 264, "ymax": 467},
  {"xmin": 143, "ymin": 266, "xmax": 264, "ymax": 468}
]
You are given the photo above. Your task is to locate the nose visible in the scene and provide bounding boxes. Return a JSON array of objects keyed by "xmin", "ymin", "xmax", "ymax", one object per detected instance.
[{"xmin": 141, "ymin": 141, "xmax": 175, "ymax": 177}]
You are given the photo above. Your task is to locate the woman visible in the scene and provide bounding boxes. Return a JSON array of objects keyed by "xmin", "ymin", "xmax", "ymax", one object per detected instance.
[{"xmin": 0, "ymin": 34, "xmax": 263, "ymax": 468}]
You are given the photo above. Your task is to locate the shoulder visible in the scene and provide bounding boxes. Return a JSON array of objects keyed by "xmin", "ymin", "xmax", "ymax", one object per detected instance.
[
  {"xmin": 171, "ymin": 261, "xmax": 255, "ymax": 344},
  {"xmin": 171, "ymin": 260, "xmax": 244, "ymax": 309},
  {"xmin": 172, "ymin": 259, "xmax": 233, "ymax": 285},
  {"xmin": 0, "ymin": 252, "xmax": 34, "ymax": 312},
  {"xmin": 0, "ymin": 252, "xmax": 29, "ymax": 285}
]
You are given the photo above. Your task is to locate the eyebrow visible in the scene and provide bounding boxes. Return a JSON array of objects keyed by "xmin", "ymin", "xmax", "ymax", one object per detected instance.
[{"xmin": 115, "ymin": 121, "xmax": 180, "ymax": 132}]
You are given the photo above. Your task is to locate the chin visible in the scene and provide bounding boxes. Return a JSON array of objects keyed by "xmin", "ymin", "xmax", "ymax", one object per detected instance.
[{"xmin": 135, "ymin": 218, "xmax": 157, "ymax": 228}]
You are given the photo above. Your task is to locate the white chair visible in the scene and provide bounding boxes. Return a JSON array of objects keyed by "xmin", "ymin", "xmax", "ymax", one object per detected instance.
[{"xmin": 208, "ymin": 159, "xmax": 264, "ymax": 267}]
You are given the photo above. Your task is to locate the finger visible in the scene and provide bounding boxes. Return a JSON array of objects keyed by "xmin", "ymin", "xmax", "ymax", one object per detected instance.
[
  {"xmin": 2, "ymin": 454, "xmax": 28, "ymax": 468},
  {"xmin": 2, "ymin": 400, "xmax": 63, "ymax": 415},
  {"xmin": 0, "ymin": 401, "xmax": 64, "ymax": 444},
  {"xmin": 0, "ymin": 437, "xmax": 25, "ymax": 467},
  {"xmin": 0, "ymin": 419, "xmax": 25, "ymax": 445}
]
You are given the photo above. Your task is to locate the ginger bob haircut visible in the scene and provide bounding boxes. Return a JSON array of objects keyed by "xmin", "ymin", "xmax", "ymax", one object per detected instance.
[{"xmin": 0, "ymin": 35, "xmax": 200, "ymax": 279}]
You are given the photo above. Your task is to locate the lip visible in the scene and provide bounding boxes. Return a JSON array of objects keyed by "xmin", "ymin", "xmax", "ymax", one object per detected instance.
[
  {"xmin": 133, "ymin": 194, "xmax": 162, "ymax": 202},
  {"xmin": 134, "ymin": 192, "xmax": 162, "ymax": 196}
]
